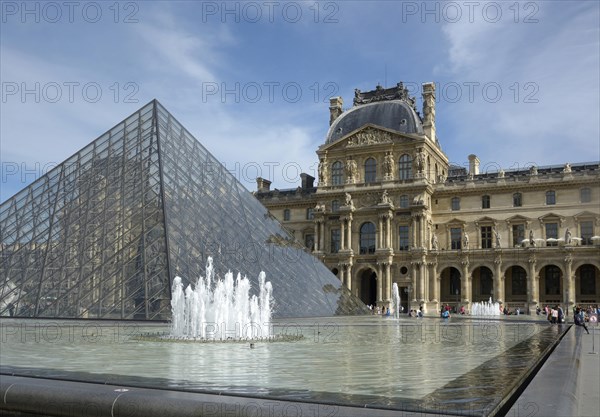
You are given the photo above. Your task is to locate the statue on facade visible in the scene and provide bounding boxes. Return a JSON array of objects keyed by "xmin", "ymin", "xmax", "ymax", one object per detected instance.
[
  {"xmin": 431, "ymin": 233, "xmax": 439, "ymax": 250},
  {"xmin": 565, "ymin": 228, "xmax": 572, "ymax": 245},
  {"xmin": 380, "ymin": 190, "xmax": 391, "ymax": 205},
  {"xmin": 315, "ymin": 202, "xmax": 326, "ymax": 212},
  {"xmin": 529, "ymin": 229, "xmax": 536, "ymax": 247},
  {"xmin": 383, "ymin": 151, "xmax": 394, "ymax": 180},
  {"xmin": 344, "ymin": 192, "xmax": 354, "ymax": 209},
  {"xmin": 463, "ymin": 232, "xmax": 469, "ymax": 249},
  {"xmin": 318, "ymin": 158, "xmax": 328, "ymax": 186},
  {"xmin": 494, "ymin": 227, "xmax": 501, "ymax": 248},
  {"xmin": 415, "ymin": 148, "xmax": 425, "ymax": 174},
  {"xmin": 345, "ymin": 157, "xmax": 357, "ymax": 183},
  {"xmin": 563, "ymin": 163, "xmax": 572, "ymax": 173},
  {"xmin": 498, "ymin": 169, "xmax": 505, "ymax": 178},
  {"xmin": 530, "ymin": 165, "xmax": 538, "ymax": 176}
]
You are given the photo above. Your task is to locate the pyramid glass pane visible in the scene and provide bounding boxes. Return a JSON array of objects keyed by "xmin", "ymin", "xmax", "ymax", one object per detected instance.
[
  {"xmin": 1, "ymin": 100, "xmax": 367, "ymax": 320},
  {"xmin": 1, "ymin": 102, "xmax": 170, "ymax": 319}
]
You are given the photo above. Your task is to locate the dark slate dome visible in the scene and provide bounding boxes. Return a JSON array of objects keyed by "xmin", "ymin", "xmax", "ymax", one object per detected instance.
[{"xmin": 326, "ymin": 100, "xmax": 424, "ymax": 145}]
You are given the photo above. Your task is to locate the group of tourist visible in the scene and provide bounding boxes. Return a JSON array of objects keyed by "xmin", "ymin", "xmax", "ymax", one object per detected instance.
[
  {"xmin": 366, "ymin": 304, "xmax": 425, "ymax": 318},
  {"xmin": 501, "ymin": 305, "xmax": 521, "ymax": 315},
  {"xmin": 535, "ymin": 304, "xmax": 599, "ymax": 334}
]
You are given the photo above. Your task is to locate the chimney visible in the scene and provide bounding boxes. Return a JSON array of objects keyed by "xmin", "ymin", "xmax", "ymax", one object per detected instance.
[
  {"xmin": 468, "ymin": 154, "xmax": 480, "ymax": 176},
  {"xmin": 256, "ymin": 177, "xmax": 271, "ymax": 192},
  {"xmin": 300, "ymin": 173, "xmax": 315, "ymax": 189},
  {"xmin": 329, "ymin": 97, "xmax": 343, "ymax": 125},
  {"xmin": 422, "ymin": 82, "xmax": 436, "ymax": 141}
]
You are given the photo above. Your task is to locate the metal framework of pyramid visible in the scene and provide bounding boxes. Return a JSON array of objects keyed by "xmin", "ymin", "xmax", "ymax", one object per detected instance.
[{"xmin": 0, "ymin": 100, "xmax": 367, "ymax": 320}]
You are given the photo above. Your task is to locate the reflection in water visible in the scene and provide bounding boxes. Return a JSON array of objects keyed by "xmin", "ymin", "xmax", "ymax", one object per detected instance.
[{"xmin": 0, "ymin": 316, "xmax": 565, "ymax": 415}]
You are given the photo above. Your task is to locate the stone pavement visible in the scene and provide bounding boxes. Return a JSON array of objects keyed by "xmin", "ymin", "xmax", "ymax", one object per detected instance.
[
  {"xmin": 578, "ymin": 323, "xmax": 600, "ymax": 417},
  {"xmin": 507, "ymin": 322, "xmax": 600, "ymax": 417}
]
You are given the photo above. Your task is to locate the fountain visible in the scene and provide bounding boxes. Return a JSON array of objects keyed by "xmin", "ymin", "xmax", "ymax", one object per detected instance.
[
  {"xmin": 392, "ymin": 283, "xmax": 401, "ymax": 319},
  {"xmin": 170, "ymin": 257, "xmax": 273, "ymax": 340},
  {"xmin": 471, "ymin": 297, "xmax": 501, "ymax": 316}
]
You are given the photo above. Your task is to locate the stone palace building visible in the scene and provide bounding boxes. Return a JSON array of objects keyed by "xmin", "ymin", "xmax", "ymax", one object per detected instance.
[{"xmin": 255, "ymin": 82, "xmax": 600, "ymax": 315}]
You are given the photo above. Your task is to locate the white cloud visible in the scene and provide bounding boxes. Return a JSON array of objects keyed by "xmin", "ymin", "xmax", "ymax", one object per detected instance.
[{"xmin": 437, "ymin": 2, "xmax": 600, "ymax": 169}]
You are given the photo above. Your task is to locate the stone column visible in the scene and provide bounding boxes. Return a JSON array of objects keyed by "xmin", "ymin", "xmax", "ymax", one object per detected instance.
[
  {"xmin": 494, "ymin": 255, "xmax": 503, "ymax": 303},
  {"xmin": 377, "ymin": 263, "xmax": 383, "ymax": 304},
  {"xmin": 378, "ymin": 215, "xmax": 384, "ymax": 249},
  {"xmin": 527, "ymin": 254, "xmax": 538, "ymax": 313},
  {"xmin": 346, "ymin": 214, "xmax": 353, "ymax": 251},
  {"xmin": 387, "ymin": 213, "xmax": 394, "ymax": 248},
  {"xmin": 320, "ymin": 221, "xmax": 325, "ymax": 251},
  {"xmin": 340, "ymin": 218, "xmax": 346, "ymax": 251},
  {"xmin": 564, "ymin": 254, "xmax": 574, "ymax": 307},
  {"xmin": 346, "ymin": 263, "xmax": 352, "ymax": 291},
  {"xmin": 313, "ymin": 220, "xmax": 320, "ymax": 252},
  {"xmin": 411, "ymin": 215, "xmax": 417, "ymax": 249},
  {"xmin": 461, "ymin": 259, "xmax": 470, "ymax": 303},
  {"xmin": 417, "ymin": 262, "xmax": 426, "ymax": 302},
  {"xmin": 429, "ymin": 261, "xmax": 438, "ymax": 301},
  {"xmin": 411, "ymin": 263, "xmax": 418, "ymax": 302},
  {"xmin": 385, "ymin": 262, "xmax": 392, "ymax": 302}
]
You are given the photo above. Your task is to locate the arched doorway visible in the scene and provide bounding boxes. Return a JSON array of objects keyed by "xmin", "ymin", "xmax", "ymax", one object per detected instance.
[
  {"xmin": 576, "ymin": 264, "xmax": 599, "ymax": 303},
  {"xmin": 440, "ymin": 267, "xmax": 461, "ymax": 309},
  {"xmin": 539, "ymin": 265, "xmax": 562, "ymax": 305},
  {"xmin": 504, "ymin": 265, "xmax": 528, "ymax": 304},
  {"xmin": 359, "ymin": 269, "xmax": 377, "ymax": 306},
  {"xmin": 472, "ymin": 266, "xmax": 494, "ymax": 302}
]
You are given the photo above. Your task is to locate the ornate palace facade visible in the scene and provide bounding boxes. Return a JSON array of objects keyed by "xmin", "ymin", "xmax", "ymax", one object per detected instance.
[{"xmin": 255, "ymin": 83, "xmax": 600, "ymax": 314}]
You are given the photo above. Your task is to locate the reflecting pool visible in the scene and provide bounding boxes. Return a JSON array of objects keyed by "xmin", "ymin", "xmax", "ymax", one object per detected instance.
[{"xmin": 0, "ymin": 316, "xmax": 565, "ymax": 416}]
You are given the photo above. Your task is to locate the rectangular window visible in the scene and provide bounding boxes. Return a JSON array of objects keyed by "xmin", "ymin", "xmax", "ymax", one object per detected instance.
[
  {"xmin": 546, "ymin": 191, "xmax": 556, "ymax": 205},
  {"xmin": 451, "ymin": 228, "xmax": 462, "ymax": 250},
  {"xmin": 306, "ymin": 208, "xmax": 314, "ymax": 220},
  {"xmin": 330, "ymin": 229, "xmax": 340, "ymax": 253},
  {"xmin": 481, "ymin": 226, "xmax": 492, "ymax": 249},
  {"xmin": 304, "ymin": 234, "xmax": 314, "ymax": 251},
  {"xmin": 398, "ymin": 225, "xmax": 409, "ymax": 251},
  {"xmin": 512, "ymin": 224, "xmax": 525, "ymax": 247},
  {"xmin": 331, "ymin": 200, "xmax": 340, "ymax": 212},
  {"xmin": 513, "ymin": 193, "xmax": 522, "ymax": 207},
  {"xmin": 451, "ymin": 197, "xmax": 460, "ymax": 211},
  {"xmin": 545, "ymin": 223, "xmax": 558, "ymax": 246},
  {"xmin": 482, "ymin": 195, "xmax": 490, "ymax": 209},
  {"xmin": 581, "ymin": 221, "xmax": 594, "ymax": 245},
  {"xmin": 581, "ymin": 188, "xmax": 591, "ymax": 203}
]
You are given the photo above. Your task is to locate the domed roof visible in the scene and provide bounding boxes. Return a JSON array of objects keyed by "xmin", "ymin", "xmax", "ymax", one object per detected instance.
[{"xmin": 325, "ymin": 100, "xmax": 424, "ymax": 145}]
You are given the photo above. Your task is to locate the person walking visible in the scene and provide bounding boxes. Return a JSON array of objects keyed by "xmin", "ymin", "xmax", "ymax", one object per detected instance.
[
  {"xmin": 557, "ymin": 305, "xmax": 564, "ymax": 323},
  {"xmin": 575, "ymin": 307, "xmax": 590, "ymax": 334},
  {"xmin": 551, "ymin": 307, "xmax": 558, "ymax": 324}
]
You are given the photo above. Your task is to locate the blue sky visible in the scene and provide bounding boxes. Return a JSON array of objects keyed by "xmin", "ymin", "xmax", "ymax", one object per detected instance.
[{"xmin": 1, "ymin": 0, "xmax": 599, "ymax": 202}]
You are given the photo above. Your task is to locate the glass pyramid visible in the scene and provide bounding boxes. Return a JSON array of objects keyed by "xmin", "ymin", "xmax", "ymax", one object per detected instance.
[{"xmin": 0, "ymin": 100, "xmax": 368, "ymax": 320}]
